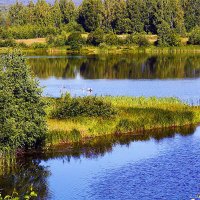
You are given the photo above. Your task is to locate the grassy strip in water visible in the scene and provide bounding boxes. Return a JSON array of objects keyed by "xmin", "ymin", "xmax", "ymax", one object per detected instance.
[
  {"xmin": 2, "ymin": 45, "xmax": 200, "ymax": 55},
  {"xmin": 46, "ymin": 96, "xmax": 200, "ymax": 146}
]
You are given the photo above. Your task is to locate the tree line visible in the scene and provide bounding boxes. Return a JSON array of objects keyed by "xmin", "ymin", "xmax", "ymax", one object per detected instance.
[{"xmin": 0, "ymin": 0, "xmax": 199, "ymax": 38}]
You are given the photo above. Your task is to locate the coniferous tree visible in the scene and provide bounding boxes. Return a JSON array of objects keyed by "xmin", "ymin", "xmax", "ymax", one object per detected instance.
[
  {"xmin": 52, "ymin": 0, "xmax": 62, "ymax": 27},
  {"xmin": 59, "ymin": 0, "xmax": 77, "ymax": 24}
]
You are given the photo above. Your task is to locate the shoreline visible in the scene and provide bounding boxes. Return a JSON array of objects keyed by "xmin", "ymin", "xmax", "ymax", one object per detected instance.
[
  {"xmin": 45, "ymin": 123, "xmax": 198, "ymax": 149},
  {"xmin": 1, "ymin": 45, "xmax": 200, "ymax": 55}
]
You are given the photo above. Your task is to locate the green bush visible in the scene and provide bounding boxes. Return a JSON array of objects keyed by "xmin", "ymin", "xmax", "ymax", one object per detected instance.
[
  {"xmin": 135, "ymin": 35, "xmax": 150, "ymax": 47},
  {"xmin": 157, "ymin": 21, "xmax": 181, "ymax": 47},
  {"xmin": 0, "ymin": 25, "xmax": 59, "ymax": 39},
  {"xmin": 50, "ymin": 94, "xmax": 117, "ymax": 118},
  {"xmin": 30, "ymin": 42, "xmax": 48, "ymax": 49},
  {"xmin": 61, "ymin": 21, "xmax": 84, "ymax": 33},
  {"xmin": 124, "ymin": 34, "xmax": 137, "ymax": 45},
  {"xmin": 0, "ymin": 39, "xmax": 17, "ymax": 47},
  {"xmin": 17, "ymin": 42, "xmax": 28, "ymax": 48},
  {"xmin": 87, "ymin": 28, "xmax": 104, "ymax": 46},
  {"xmin": 104, "ymin": 33, "xmax": 120, "ymax": 45},
  {"xmin": 188, "ymin": 26, "xmax": 200, "ymax": 45},
  {"xmin": 47, "ymin": 32, "xmax": 67, "ymax": 47},
  {"xmin": 0, "ymin": 50, "xmax": 47, "ymax": 150},
  {"xmin": 67, "ymin": 32, "xmax": 86, "ymax": 50}
]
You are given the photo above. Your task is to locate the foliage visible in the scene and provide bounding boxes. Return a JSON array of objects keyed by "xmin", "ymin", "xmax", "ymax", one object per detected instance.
[
  {"xmin": 67, "ymin": 32, "xmax": 86, "ymax": 50},
  {"xmin": 0, "ymin": 0, "xmax": 199, "ymax": 39},
  {"xmin": 30, "ymin": 42, "xmax": 48, "ymax": 49},
  {"xmin": 87, "ymin": 28, "xmax": 104, "ymax": 46},
  {"xmin": 0, "ymin": 186, "xmax": 37, "ymax": 200},
  {"xmin": 50, "ymin": 93, "xmax": 117, "ymax": 119},
  {"xmin": 47, "ymin": 32, "xmax": 67, "ymax": 47},
  {"xmin": 0, "ymin": 50, "xmax": 47, "ymax": 150},
  {"xmin": 157, "ymin": 21, "xmax": 181, "ymax": 46},
  {"xmin": 61, "ymin": 21, "xmax": 84, "ymax": 33},
  {"xmin": 124, "ymin": 34, "xmax": 136, "ymax": 45},
  {"xmin": 0, "ymin": 25, "xmax": 58, "ymax": 39},
  {"xmin": 78, "ymin": 0, "xmax": 104, "ymax": 32},
  {"xmin": 188, "ymin": 26, "xmax": 200, "ymax": 45},
  {"xmin": 0, "ymin": 39, "xmax": 17, "ymax": 47},
  {"xmin": 104, "ymin": 33, "xmax": 120, "ymax": 45},
  {"xmin": 183, "ymin": 0, "xmax": 200, "ymax": 31},
  {"xmin": 135, "ymin": 35, "xmax": 150, "ymax": 47},
  {"xmin": 0, "ymin": 0, "xmax": 199, "ymax": 48}
]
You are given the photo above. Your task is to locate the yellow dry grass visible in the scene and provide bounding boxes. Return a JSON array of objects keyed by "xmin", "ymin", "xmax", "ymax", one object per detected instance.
[{"xmin": 16, "ymin": 38, "xmax": 46, "ymax": 45}]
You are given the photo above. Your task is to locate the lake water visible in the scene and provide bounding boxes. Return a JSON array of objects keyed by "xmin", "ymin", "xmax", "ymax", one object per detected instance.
[
  {"xmin": 1, "ymin": 125, "xmax": 200, "ymax": 200},
  {"xmin": 1, "ymin": 53, "xmax": 200, "ymax": 199},
  {"xmin": 28, "ymin": 53, "xmax": 200, "ymax": 104}
]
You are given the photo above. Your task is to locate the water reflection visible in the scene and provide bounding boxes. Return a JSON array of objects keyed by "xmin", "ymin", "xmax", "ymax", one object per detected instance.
[
  {"xmin": 0, "ymin": 157, "xmax": 51, "ymax": 199},
  {"xmin": 0, "ymin": 125, "xmax": 197, "ymax": 199},
  {"xmin": 34, "ymin": 125, "xmax": 195, "ymax": 160},
  {"xmin": 29, "ymin": 54, "xmax": 200, "ymax": 79}
]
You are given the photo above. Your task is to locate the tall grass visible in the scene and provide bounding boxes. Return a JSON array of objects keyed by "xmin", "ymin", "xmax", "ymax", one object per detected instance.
[{"xmin": 45, "ymin": 96, "xmax": 200, "ymax": 146}]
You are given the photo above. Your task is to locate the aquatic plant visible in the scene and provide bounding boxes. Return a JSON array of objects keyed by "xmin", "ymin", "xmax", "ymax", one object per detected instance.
[
  {"xmin": 0, "ymin": 186, "xmax": 37, "ymax": 200},
  {"xmin": 46, "ymin": 96, "xmax": 200, "ymax": 145}
]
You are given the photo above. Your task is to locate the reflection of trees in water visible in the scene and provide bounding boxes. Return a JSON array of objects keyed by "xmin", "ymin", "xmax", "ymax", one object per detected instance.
[
  {"xmin": 30, "ymin": 54, "xmax": 200, "ymax": 79},
  {"xmin": 0, "ymin": 125, "xmax": 196, "ymax": 199},
  {"xmin": 30, "ymin": 125, "xmax": 196, "ymax": 162},
  {"xmin": 0, "ymin": 157, "xmax": 51, "ymax": 199}
]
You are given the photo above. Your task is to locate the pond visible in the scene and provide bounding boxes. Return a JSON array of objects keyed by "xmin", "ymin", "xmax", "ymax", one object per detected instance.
[
  {"xmin": 28, "ymin": 53, "xmax": 200, "ymax": 104},
  {"xmin": 0, "ymin": 125, "xmax": 200, "ymax": 200}
]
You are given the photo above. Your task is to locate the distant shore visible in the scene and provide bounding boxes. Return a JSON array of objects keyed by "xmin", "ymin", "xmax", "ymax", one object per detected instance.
[{"xmin": 1, "ymin": 45, "xmax": 200, "ymax": 55}]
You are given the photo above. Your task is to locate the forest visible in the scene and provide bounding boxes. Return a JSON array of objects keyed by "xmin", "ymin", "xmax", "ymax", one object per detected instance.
[{"xmin": 0, "ymin": 0, "xmax": 200, "ymax": 48}]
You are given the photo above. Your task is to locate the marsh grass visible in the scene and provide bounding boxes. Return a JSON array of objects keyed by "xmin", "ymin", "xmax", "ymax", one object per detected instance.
[{"xmin": 45, "ymin": 96, "xmax": 200, "ymax": 146}]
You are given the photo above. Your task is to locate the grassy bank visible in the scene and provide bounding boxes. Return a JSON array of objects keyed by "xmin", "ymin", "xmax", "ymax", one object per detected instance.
[
  {"xmin": 45, "ymin": 96, "xmax": 200, "ymax": 146},
  {"xmin": 2, "ymin": 45, "xmax": 200, "ymax": 55}
]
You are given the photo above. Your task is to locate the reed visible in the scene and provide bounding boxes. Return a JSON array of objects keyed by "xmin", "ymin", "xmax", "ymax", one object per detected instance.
[{"xmin": 46, "ymin": 96, "xmax": 200, "ymax": 146}]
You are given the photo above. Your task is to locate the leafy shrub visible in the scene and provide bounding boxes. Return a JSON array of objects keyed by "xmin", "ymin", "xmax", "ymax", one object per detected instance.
[
  {"xmin": 0, "ymin": 50, "xmax": 47, "ymax": 150},
  {"xmin": 0, "ymin": 39, "xmax": 17, "ymax": 47},
  {"xmin": 157, "ymin": 21, "xmax": 181, "ymax": 46},
  {"xmin": 99, "ymin": 42, "xmax": 108, "ymax": 49},
  {"xmin": 61, "ymin": 21, "xmax": 84, "ymax": 33},
  {"xmin": 30, "ymin": 42, "xmax": 48, "ymax": 49},
  {"xmin": 50, "ymin": 94, "xmax": 117, "ymax": 118},
  {"xmin": 104, "ymin": 33, "xmax": 120, "ymax": 45},
  {"xmin": 87, "ymin": 28, "xmax": 104, "ymax": 46},
  {"xmin": 188, "ymin": 26, "xmax": 200, "ymax": 45},
  {"xmin": 135, "ymin": 35, "xmax": 150, "ymax": 47},
  {"xmin": 0, "ymin": 25, "xmax": 59, "ymax": 39},
  {"xmin": 17, "ymin": 42, "xmax": 28, "ymax": 48},
  {"xmin": 67, "ymin": 32, "xmax": 86, "ymax": 50},
  {"xmin": 47, "ymin": 32, "xmax": 67, "ymax": 47},
  {"xmin": 124, "ymin": 34, "xmax": 137, "ymax": 45}
]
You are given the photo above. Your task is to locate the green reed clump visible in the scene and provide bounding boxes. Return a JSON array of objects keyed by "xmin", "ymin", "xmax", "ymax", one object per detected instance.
[
  {"xmin": 46, "ymin": 96, "xmax": 200, "ymax": 146},
  {"xmin": 46, "ymin": 129, "xmax": 82, "ymax": 145},
  {"xmin": 50, "ymin": 93, "xmax": 117, "ymax": 119}
]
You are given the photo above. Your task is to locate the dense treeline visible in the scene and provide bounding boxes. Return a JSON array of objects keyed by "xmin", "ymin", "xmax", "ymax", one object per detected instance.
[{"xmin": 0, "ymin": 0, "xmax": 200, "ymax": 38}]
